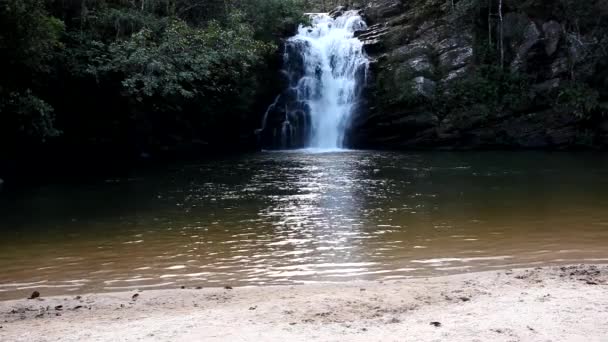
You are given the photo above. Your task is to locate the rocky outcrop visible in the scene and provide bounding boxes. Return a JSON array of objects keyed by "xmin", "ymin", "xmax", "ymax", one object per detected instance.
[{"xmin": 346, "ymin": 0, "xmax": 608, "ymax": 149}]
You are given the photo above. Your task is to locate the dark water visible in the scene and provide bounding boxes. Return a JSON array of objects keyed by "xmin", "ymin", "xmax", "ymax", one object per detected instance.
[{"xmin": 1, "ymin": 151, "xmax": 607, "ymax": 300}]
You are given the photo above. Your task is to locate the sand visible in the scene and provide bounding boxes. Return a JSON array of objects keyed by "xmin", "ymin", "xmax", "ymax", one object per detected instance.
[{"xmin": 1, "ymin": 264, "xmax": 607, "ymax": 341}]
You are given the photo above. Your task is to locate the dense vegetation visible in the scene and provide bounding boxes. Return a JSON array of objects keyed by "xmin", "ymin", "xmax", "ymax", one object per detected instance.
[{"xmin": 0, "ymin": 0, "xmax": 305, "ymax": 181}]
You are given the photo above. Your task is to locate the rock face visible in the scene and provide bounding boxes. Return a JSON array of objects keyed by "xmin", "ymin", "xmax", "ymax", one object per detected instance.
[
  {"xmin": 304, "ymin": 0, "xmax": 367, "ymax": 12},
  {"xmin": 345, "ymin": 0, "xmax": 608, "ymax": 149}
]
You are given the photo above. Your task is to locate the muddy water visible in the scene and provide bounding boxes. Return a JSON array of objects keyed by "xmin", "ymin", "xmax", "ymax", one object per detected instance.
[{"xmin": 1, "ymin": 151, "xmax": 607, "ymax": 299}]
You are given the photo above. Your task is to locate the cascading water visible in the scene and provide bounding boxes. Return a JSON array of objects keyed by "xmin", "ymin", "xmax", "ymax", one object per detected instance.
[{"xmin": 258, "ymin": 10, "xmax": 369, "ymax": 150}]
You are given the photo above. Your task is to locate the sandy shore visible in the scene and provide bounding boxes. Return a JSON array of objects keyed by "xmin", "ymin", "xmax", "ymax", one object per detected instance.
[{"xmin": 1, "ymin": 265, "xmax": 607, "ymax": 341}]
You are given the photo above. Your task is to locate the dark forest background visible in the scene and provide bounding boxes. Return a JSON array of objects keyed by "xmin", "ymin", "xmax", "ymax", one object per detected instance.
[{"xmin": 0, "ymin": 0, "xmax": 306, "ymax": 184}]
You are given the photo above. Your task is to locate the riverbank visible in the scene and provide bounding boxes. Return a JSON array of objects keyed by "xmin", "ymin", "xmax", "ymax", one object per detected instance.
[{"xmin": 1, "ymin": 265, "xmax": 606, "ymax": 341}]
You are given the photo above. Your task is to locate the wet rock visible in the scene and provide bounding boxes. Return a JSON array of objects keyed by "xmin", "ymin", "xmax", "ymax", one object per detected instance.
[
  {"xmin": 387, "ymin": 43, "xmax": 431, "ymax": 64},
  {"xmin": 406, "ymin": 56, "xmax": 434, "ymax": 74},
  {"xmin": 439, "ymin": 46, "xmax": 472, "ymax": 72},
  {"xmin": 511, "ymin": 20, "xmax": 541, "ymax": 73},
  {"xmin": 532, "ymin": 78, "xmax": 561, "ymax": 94},
  {"xmin": 28, "ymin": 291, "xmax": 40, "ymax": 300},
  {"xmin": 413, "ymin": 76, "xmax": 436, "ymax": 98},
  {"xmin": 549, "ymin": 56, "xmax": 570, "ymax": 78},
  {"xmin": 329, "ymin": 6, "xmax": 346, "ymax": 19},
  {"xmin": 365, "ymin": 0, "xmax": 402, "ymax": 24},
  {"xmin": 131, "ymin": 293, "xmax": 139, "ymax": 300},
  {"xmin": 354, "ymin": 0, "xmax": 607, "ymax": 150},
  {"xmin": 436, "ymin": 36, "xmax": 472, "ymax": 56},
  {"xmin": 439, "ymin": 66, "xmax": 468, "ymax": 83},
  {"xmin": 358, "ymin": 24, "xmax": 389, "ymax": 54},
  {"xmin": 390, "ymin": 111, "xmax": 438, "ymax": 130},
  {"xmin": 542, "ymin": 21, "xmax": 562, "ymax": 56}
]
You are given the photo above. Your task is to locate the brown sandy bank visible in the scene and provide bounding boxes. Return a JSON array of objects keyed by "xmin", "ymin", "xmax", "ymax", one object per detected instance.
[{"xmin": 1, "ymin": 265, "xmax": 607, "ymax": 341}]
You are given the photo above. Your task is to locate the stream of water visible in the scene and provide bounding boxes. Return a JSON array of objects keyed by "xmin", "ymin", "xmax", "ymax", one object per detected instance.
[{"xmin": 259, "ymin": 11, "xmax": 368, "ymax": 149}]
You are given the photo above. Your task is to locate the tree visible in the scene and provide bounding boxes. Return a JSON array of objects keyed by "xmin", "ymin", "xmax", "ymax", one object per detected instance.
[{"xmin": 0, "ymin": 0, "xmax": 64, "ymax": 144}]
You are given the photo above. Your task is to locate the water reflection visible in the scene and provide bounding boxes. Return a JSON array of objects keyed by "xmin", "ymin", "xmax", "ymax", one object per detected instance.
[
  {"xmin": 257, "ymin": 152, "xmax": 368, "ymax": 281},
  {"xmin": 0, "ymin": 151, "xmax": 607, "ymax": 299}
]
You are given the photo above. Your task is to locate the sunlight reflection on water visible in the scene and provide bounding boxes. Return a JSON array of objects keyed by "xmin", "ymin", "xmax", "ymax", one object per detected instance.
[{"xmin": 0, "ymin": 151, "xmax": 607, "ymax": 299}]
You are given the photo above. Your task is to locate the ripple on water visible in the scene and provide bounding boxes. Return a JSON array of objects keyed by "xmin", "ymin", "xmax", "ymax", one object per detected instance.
[{"xmin": 0, "ymin": 151, "xmax": 607, "ymax": 299}]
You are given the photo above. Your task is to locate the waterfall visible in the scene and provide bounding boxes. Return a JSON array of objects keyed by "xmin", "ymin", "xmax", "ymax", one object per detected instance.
[{"xmin": 259, "ymin": 10, "xmax": 369, "ymax": 150}]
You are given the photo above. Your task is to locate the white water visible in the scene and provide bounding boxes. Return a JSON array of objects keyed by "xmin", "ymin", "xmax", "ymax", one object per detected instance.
[
  {"xmin": 294, "ymin": 11, "xmax": 368, "ymax": 149},
  {"xmin": 260, "ymin": 11, "xmax": 369, "ymax": 150}
]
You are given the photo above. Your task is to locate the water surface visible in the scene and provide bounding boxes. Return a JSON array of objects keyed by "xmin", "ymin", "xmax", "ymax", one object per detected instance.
[{"xmin": 1, "ymin": 151, "xmax": 607, "ymax": 299}]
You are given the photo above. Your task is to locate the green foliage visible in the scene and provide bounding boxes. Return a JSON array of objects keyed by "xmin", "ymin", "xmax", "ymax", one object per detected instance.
[
  {"xmin": 0, "ymin": 0, "xmax": 306, "ymax": 158},
  {"xmin": 433, "ymin": 65, "xmax": 531, "ymax": 117},
  {"xmin": 91, "ymin": 15, "xmax": 272, "ymax": 101},
  {"xmin": 84, "ymin": 7, "xmax": 169, "ymax": 40},
  {"xmin": 236, "ymin": 0, "xmax": 308, "ymax": 40},
  {"xmin": 536, "ymin": 0, "xmax": 608, "ymax": 33},
  {"xmin": 556, "ymin": 82, "xmax": 601, "ymax": 118},
  {"xmin": 0, "ymin": 90, "xmax": 60, "ymax": 141},
  {"xmin": 0, "ymin": 0, "xmax": 64, "ymax": 72},
  {"xmin": 0, "ymin": 0, "xmax": 64, "ymax": 143}
]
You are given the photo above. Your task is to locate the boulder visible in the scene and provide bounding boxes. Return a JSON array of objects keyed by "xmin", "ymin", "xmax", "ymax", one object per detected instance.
[
  {"xmin": 364, "ymin": 0, "xmax": 403, "ymax": 24},
  {"xmin": 531, "ymin": 78, "xmax": 561, "ymax": 94},
  {"xmin": 406, "ymin": 55, "xmax": 434, "ymax": 74},
  {"xmin": 389, "ymin": 111, "xmax": 438, "ymax": 130},
  {"xmin": 439, "ymin": 46, "xmax": 473, "ymax": 72},
  {"xmin": 549, "ymin": 56, "xmax": 570, "ymax": 78},
  {"xmin": 510, "ymin": 20, "xmax": 541, "ymax": 73},
  {"xmin": 412, "ymin": 76, "xmax": 436, "ymax": 98},
  {"xmin": 387, "ymin": 43, "xmax": 431, "ymax": 63},
  {"xmin": 436, "ymin": 36, "xmax": 472, "ymax": 55},
  {"xmin": 542, "ymin": 21, "xmax": 562, "ymax": 56},
  {"xmin": 357, "ymin": 24, "xmax": 389, "ymax": 54},
  {"xmin": 329, "ymin": 6, "xmax": 346, "ymax": 19},
  {"xmin": 441, "ymin": 65, "xmax": 469, "ymax": 83}
]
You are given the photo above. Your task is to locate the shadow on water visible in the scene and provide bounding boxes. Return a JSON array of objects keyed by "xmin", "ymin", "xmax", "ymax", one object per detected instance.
[{"xmin": 0, "ymin": 151, "xmax": 607, "ymax": 299}]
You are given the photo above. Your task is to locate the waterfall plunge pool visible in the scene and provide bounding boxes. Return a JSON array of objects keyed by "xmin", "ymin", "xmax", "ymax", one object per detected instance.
[{"xmin": 0, "ymin": 150, "xmax": 607, "ymax": 299}]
